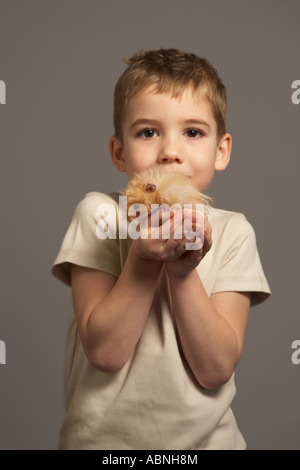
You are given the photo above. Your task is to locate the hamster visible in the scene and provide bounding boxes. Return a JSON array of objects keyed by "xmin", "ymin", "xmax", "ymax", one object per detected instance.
[{"xmin": 125, "ymin": 168, "xmax": 210, "ymax": 220}]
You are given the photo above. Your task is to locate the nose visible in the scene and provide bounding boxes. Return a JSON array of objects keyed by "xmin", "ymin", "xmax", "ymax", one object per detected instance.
[{"xmin": 157, "ymin": 137, "xmax": 184, "ymax": 164}]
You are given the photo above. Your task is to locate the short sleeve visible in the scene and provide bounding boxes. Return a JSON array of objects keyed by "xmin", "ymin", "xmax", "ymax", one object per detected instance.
[
  {"xmin": 51, "ymin": 192, "xmax": 122, "ymax": 286},
  {"xmin": 211, "ymin": 213, "xmax": 271, "ymax": 307}
]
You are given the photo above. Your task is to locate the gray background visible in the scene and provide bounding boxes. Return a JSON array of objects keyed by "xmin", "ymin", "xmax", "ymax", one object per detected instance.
[{"xmin": 0, "ymin": 0, "xmax": 299, "ymax": 450}]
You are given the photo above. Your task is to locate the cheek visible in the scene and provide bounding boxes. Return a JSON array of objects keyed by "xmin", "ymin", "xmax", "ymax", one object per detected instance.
[
  {"xmin": 191, "ymin": 160, "xmax": 216, "ymax": 189},
  {"xmin": 194, "ymin": 172, "xmax": 213, "ymax": 188},
  {"xmin": 125, "ymin": 159, "xmax": 149, "ymax": 179},
  {"xmin": 125, "ymin": 145, "xmax": 156, "ymax": 174}
]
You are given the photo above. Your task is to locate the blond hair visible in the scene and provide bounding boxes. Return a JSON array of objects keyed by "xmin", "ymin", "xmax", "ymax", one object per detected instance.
[{"xmin": 113, "ymin": 48, "xmax": 227, "ymax": 143}]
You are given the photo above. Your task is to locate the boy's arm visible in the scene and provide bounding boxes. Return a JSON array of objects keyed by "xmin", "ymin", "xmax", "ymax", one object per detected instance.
[
  {"xmin": 71, "ymin": 248, "xmax": 163, "ymax": 373},
  {"xmin": 71, "ymin": 210, "xmax": 196, "ymax": 372},
  {"xmin": 70, "ymin": 213, "xmax": 191, "ymax": 374},
  {"xmin": 167, "ymin": 268, "xmax": 250, "ymax": 389},
  {"xmin": 165, "ymin": 214, "xmax": 250, "ymax": 389}
]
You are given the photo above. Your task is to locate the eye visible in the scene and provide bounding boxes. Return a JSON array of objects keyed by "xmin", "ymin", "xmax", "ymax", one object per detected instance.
[
  {"xmin": 137, "ymin": 128, "xmax": 158, "ymax": 138},
  {"xmin": 185, "ymin": 128, "xmax": 205, "ymax": 138}
]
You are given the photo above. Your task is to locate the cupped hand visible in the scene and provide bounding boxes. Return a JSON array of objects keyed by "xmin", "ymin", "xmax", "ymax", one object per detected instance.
[
  {"xmin": 130, "ymin": 208, "xmax": 212, "ymax": 272},
  {"xmin": 165, "ymin": 211, "xmax": 212, "ymax": 277}
]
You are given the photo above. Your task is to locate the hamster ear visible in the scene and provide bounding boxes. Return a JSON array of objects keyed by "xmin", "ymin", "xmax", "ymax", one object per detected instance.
[
  {"xmin": 110, "ymin": 135, "xmax": 127, "ymax": 172},
  {"xmin": 214, "ymin": 133, "xmax": 232, "ymax": 172}
]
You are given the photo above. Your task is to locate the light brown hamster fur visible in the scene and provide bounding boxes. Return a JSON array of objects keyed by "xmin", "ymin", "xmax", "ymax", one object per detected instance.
[{"xmin": 125, "ymin": 168, "xmax": 211, "ymax": 220}]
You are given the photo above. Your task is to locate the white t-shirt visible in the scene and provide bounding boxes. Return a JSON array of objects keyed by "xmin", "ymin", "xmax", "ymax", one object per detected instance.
[{"xmin": 52, "ymin": 191, "xmax": 271, "ymax": 450}]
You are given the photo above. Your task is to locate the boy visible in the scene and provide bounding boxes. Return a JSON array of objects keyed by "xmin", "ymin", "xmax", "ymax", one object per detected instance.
[{"xmin": 51, "ymin": 48, "xmax": 271, "ymax": 450}]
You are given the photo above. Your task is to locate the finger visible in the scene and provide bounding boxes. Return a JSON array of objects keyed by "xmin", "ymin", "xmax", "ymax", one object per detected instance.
[
  {"xmin": 183, "ymin": 210, "xmax": 205, "ymax": 250},
  {"xmin": 160, "ymin": 208, "xmax": 184, "ymax": 240}
]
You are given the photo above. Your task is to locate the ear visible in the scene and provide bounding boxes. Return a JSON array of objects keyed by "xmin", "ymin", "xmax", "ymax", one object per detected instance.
[
  {"xmin": 109, "ymin": 135, "xmax": 127, "ymax": 172},
  {"xmin": 214, "ymin": 133, "xmax": 232, "ymax": 172}
]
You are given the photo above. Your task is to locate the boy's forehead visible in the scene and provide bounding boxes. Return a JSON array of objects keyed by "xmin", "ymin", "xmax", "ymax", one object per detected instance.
[
  {"xmin": 130, "ymin": 84, "xmax": 206, "ymax": 104},
  {"xmin": 125, "ymin": 85, "xmax": 215, "ymax": 122}
]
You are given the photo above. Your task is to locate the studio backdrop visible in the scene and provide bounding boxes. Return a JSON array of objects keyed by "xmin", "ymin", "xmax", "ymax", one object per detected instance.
[{"xmin": 0, "ymin": 0, "xmax": 299, "ymax": 450}]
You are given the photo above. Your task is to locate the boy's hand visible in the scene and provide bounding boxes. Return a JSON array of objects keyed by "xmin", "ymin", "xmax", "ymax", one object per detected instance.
[
  {"xmin": 166, "ymin": 212, "xmax": 212, "ymax": 277},
  {"xmin": 131, "ymin": 209, "xmax": 212, "ymax": 273},
  {"xmin": 131, "ymin": 215, "xmax": 186, "ymax": 263}
]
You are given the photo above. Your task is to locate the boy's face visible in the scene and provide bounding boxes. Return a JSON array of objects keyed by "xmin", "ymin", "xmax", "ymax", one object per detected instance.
[{"xmin": 110, "ymin": 86, "xmax": 231, "ymax": 192}]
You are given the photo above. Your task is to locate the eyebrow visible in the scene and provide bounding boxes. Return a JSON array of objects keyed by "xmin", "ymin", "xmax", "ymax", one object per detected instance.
[
  {"xmin": 130, "ymin": 118, "xmax": 211, "ymax": 130},
  {"xmin": 183, "ymin": 119, "xmax": 211, "ymax": 130},
  {"xmin": 129, "ymin": 119, "xmax": 160, "ymax": 130}
]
